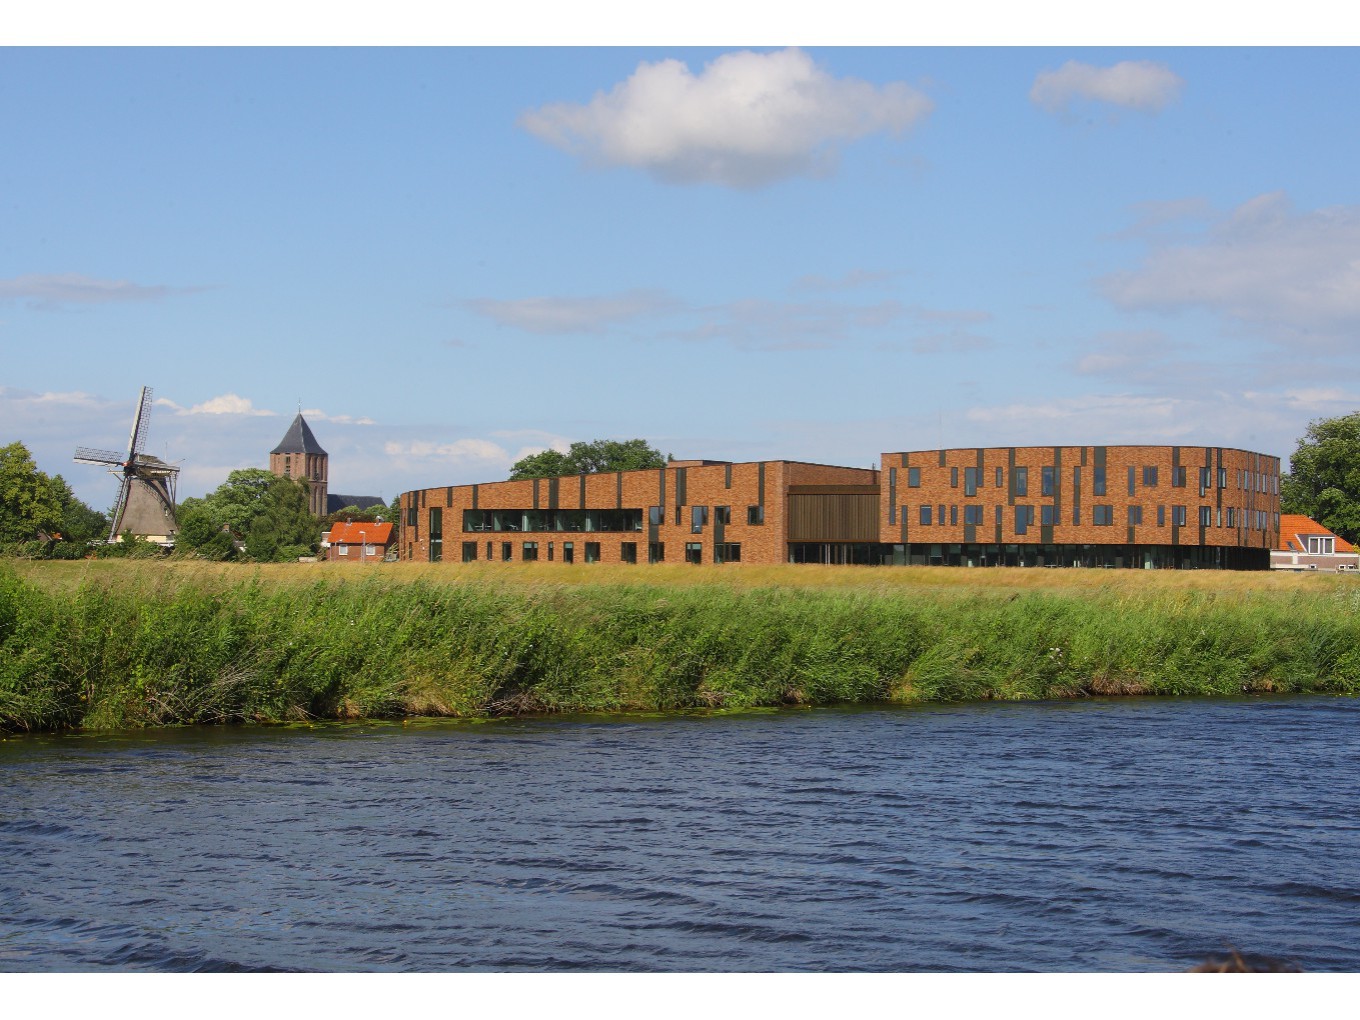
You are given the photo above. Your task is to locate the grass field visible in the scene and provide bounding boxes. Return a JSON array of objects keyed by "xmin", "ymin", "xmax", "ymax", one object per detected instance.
[{"xmin": 4, "ymin": 559, "xmax": 1358, "ymax": 732}]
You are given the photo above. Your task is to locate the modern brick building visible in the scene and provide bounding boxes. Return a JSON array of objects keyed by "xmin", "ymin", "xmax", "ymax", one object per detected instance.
[{"xmin": 399, "ymin": 445, "xmax": 1281, "ymax": 570}]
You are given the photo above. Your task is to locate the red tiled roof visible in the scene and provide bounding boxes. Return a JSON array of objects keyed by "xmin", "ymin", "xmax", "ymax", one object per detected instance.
[
  {"xmin": 1276, "ymin": 514, "xmax": 1356, "ymax": 553},
  {"xmin": 328, "ymin": 521, "xmax": 393, "ymax": 545}
]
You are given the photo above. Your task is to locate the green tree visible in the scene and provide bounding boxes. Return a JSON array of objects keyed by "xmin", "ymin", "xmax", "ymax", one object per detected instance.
[
  {"xmin": 177, "ymin": 469, "xmax": 318, "ymax": 561},
  {"xmin": 242, "ymin": 475, "xmax": 318, "ymax": 562},
  {"xmin": 47, "ymin": 474, "xmax": 108, "ymax": 545},
  {"xmin": 0, "ymin": 442, "xmax": 65, "ymax": 545},
  {"xmin": 508, "ymin": 439, "xmax": 668, "ymax": 480},
  {"xmin": 1281, "ymin": 411, "xmax": 1360, "ymax": 543}
]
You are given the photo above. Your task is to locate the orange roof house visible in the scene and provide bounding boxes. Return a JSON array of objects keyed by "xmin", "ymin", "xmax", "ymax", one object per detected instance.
[
  {"xmin": 1271, "ymin": 515, "xmax": 1358, "ymax": 572},
  {"xmin": 323, "ymin": 520, "xmax": 394, "ymax": 564}
]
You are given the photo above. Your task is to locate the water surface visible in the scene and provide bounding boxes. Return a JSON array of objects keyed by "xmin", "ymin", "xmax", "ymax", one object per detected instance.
[{"xmin": 3, "ymin": 697, "xmax": 1358, "ymax": 971}]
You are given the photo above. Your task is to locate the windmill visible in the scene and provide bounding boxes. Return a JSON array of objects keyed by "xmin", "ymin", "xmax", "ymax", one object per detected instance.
[{"xmin": 74, "ymin": 386, "xmax": 180, "ymax": 545}]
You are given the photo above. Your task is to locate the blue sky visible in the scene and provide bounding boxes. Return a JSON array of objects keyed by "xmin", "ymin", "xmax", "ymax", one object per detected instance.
[{"xmin": 3, "ymin": 36, "xmax": 1358, "ymax": 512}]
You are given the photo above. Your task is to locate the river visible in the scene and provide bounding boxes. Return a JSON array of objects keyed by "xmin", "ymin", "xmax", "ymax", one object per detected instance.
[{"xmin": 2, "ymin": 696, "xmax": 1358, "ymax": 971}]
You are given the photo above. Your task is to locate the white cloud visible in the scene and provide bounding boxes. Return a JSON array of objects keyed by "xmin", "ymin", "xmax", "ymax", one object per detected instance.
[
  {"xmin": 181, "ymin": 393, "xmax": 277, "ymax": 416},
  {"xmin": 465, "ymin": 290, "xmax": 678, "ymax": 334},
  {"xmin": 383, "ymin": 438, "xmax": 509, "ymax": 464},
  {"xmin": 1101, "ymin": 191, "xmax": 1360, "ymax": 351},
  {"xmin": 0, "ymin": 273, "xmax": 203, "ymax": 309},
  {"xmin": 520, "ymin": 48, "xmax": 932, "ymax": 188},
  {"xmin": 1030, "ymin": 60, "xmax": 1183, "ymax": 113}
]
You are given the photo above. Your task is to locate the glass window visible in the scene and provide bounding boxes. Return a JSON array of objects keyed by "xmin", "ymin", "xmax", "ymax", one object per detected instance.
[
  {"xmin": 1128, "ymin": 466, "xmax": 1136, "ymax": 496},
  {"xmin": 620, "ymin": 542, "xmax": 637, "ymax": 563},
  {"xmin": 919, "ymin": 505, "xmax": 932, "ymax": 526},
  {"xmin": 1128, "ymin": 506, "xmax": 1143, "ymax": 526},
  {"xmin": 1041, "ymin": 466, "xmax": 1054, "ymax": 496},
  {"xmin": 501, "ymin": 541, "xmax": 512, "ymax": 562},
  {"xmin": 1093, "ymin": 468, "xmax": 1106, "ymax": 497},
  {"xmin": 1015, "ymin": 467, "xmax": 1028, "ymax": 496},
  {"xmin": 1015, "ymin": 506, "xmax": 1031, "ymax": 535},
  {"xmin": 964, "ymin": 505, "xmax": 982, "ymax": 525},
  {"xmin": 964, "ymin": 467, "xmax": 978, "ymax": 497},
  {"xmin": 1173, "ymin": 466, "xmax": 1187, "ymax": 487},
  {"xmin": 691, "ymin": 505, "xmax": 708, "ymax": 533},
  {"xmin": 522, "ymin": 541, "xmax": 538, "ymax": 561},
  {"xmin": 715, "ymin": 543, "xmax": 741, "ymax": 564},
  {"xmin": 950, "ymin": 467, "xmax": 959, "ymax": 487},
  {"xmin": 675, "ymin": 507, "xmax": 683, "ymax": 526},
  {"xmin": 1040, "ymin": 505, "xmax": 1055, "ymax": 526},
  {"xmin": 562, "ymin": 541, "xmax": 574, "ymax": 564},
  {"xmin": 585, "ymin": 542, "xmax": 600, "ymax": 563},
  {"xmin": 1199, "ymin": 506, "xmax": 1212, "ymax": 527},
  {"xmin": 908, "ymin": 467, "xmax": 921, "ymax": 488},
  {"xmin": 949, "ymin": 505, "xmax": 958, "ymax": 526},
  {"xmin": 1093, "ymin": 505, "xmax": 1113, "ymax": 526},
  {"xmin": 747, "ymin": 505, "xmax": 764, "ymax": 525},
  {"xmin": 649, "ymin": 506, "xmax": 662, "ymax": 526},
  {"xmin": 714, "ymin": 506, "xmax": 732, "ymax": 525},
  {"xmin": 648, "ymin": 542, "xmax": 665, "ymax": 563},
  {"xmin": 461, "ymin": 541, "xmax": 477, "ymax": 562},
  {"xmin": 685, "ymin": 543, "xmax": 702, "ymax": 564},
  {"xmin": 1143, "ymin": 466, "xmax": 1158, "ymax": 487},
  {"xmin": 1173, "ymin": 506, "xmax": 1187, "ymax": 526}
]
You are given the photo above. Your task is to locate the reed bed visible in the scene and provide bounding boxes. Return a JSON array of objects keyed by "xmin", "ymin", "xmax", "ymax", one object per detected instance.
[{"xmin": 3, "ymin": 561, "xmax": 1358, "ymax": 732}]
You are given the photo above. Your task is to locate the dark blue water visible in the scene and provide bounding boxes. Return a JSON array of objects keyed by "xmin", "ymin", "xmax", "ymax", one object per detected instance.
[{"xmin": 2, "ymin": 697, "xmax": 1358, "ymax": 972}]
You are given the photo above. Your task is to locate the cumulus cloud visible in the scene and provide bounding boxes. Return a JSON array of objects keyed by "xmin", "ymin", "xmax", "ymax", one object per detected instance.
[
  {"xmin": 1101, "ymin": 191, "xmax": 1360, "ymax": 351},
  {"xmin": 520, "ymin": 48, "xmax": 932, "ymax": 188},
  {"xmin": 1030, "ymin": 60, "xmax": 1183, "ymax": 113},
  {"xmin": 155, "ymin": 393, "xmax": 276, "ymax": 416},
  {"xmin": 466, "ymin": 290, "xmax": 678, "ymax": 334},
  {"xmin": 0, "ymin": 273, "xmax": 203, "ymax": 310},
  {"xmin": 383, "ymin": 439, "xmax": 508, "ymax": 463}
]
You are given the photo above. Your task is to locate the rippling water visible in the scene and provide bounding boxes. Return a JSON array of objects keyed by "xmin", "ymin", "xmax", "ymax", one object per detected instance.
[{"xmin": 3, "ymin": 697, "xmax": 1359, "ymax": 972}]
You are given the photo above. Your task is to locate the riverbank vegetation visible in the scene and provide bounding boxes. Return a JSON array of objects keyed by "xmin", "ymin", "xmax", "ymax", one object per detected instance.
[{"xmin": 3, "ymin": 560, "xmax": 1359, "ymax": 732}]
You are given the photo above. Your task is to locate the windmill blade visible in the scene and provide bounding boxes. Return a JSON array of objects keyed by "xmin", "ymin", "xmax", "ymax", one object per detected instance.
[
  {"xmin": 126, "ymin": 386, "xmax": 154, "ymax": 460},
  {"xmin": 74, "ymin": 447, "xmax": 127, "ymax": 466},
  {"xmin": 107, "ymin": 476, "xmax": 133, "ymax": 542}
]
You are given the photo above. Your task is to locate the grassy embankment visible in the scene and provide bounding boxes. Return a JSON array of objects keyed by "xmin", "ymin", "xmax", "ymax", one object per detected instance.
[{"xmin": 3, "ymin": 559, "xmax": 1359, "ymax": 732}]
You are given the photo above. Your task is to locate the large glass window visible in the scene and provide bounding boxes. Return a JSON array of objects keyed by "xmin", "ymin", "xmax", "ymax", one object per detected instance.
[
  {"xmin": 714, "ymin": 506, "xmax": 732, "ymax": 525},
  {"xmin": 585, "ymin": 542, "xmax": 600, "ymax": 563},
  {"xmin": 1093, "ymin": 505, "xmax": 1113, "ymax": 526},
  {"xmin": 1143, "ymin": 466, "xmax": 1158, "ymax": 487},
  {"xmin": 919, "ymin": 505, "xmax": 932, "ymax": 526},
  {"xmin": 908, "ymin": 467, "xmax": 921, "ymax": 487},
  {"xmin": 649, "ymin": 506, "xmax": 662, "ymax": 526},
  {"xmin": 1015, "ymin": 505, "xmax": 1033, "ymax": 535},
  {"xmin": 620, "ymin": 542, "xmax": 638, "ymax": 563},
  {"xmin": 1015, "ymin": 467, "xmax": 1028, "ymax": 496},
  {"xmin": 691, "ymin": 505, "xmax": 708, "ymax": 533},
  {"xmin": 1093, "ymin": 468, "xmax": 1106, "ymax": 497},
  {"xmin": 684, "ymin": 543, "xmax": 702, "ymax": 564},
  {"xmin": 1173, "ymin": 506, "xmax": 1187, "ymax": 526},
  {"xmin": 1128, "ymin": 506, "xmax": 1143, "ymax": 526},
  {"xmin": 715, "ymin": 543, "xmax": 741, "ymax": 564},
  {"xmin": 1040, "ymin": 505, "xmax": 1055, "ymax": 526},
  {"xmin": 964, "ymin": 505, "xmax": 982, "ymax": 525},
  {"xmin": 964, "ymin": 467, "xmax": 978, "ymax": 497},
  {"xmin": 1041, "ymin": 466, "xmax": 1054, "ymax": 496}
]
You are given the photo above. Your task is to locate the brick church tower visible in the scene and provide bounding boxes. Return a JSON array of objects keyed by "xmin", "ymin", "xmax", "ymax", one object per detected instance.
[{"xmin": 270, "ymin": 413, "xmax": 329, "ymax": 518}]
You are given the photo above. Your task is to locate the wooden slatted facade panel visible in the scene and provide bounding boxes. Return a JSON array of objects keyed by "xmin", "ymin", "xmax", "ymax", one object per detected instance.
[{"xmin": 786, "ymin": 494, "xmax": 880, "ymax": 542}]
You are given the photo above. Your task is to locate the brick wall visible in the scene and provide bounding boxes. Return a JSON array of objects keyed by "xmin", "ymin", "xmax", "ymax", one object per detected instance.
[{"xmin": 880, "ymin": 445, "xmax": 1280, "ymax": 551}]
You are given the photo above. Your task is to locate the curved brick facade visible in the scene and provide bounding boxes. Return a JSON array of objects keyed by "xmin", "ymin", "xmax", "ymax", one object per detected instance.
[{"xmin": 398, "ymin": 445, "xmax": 1281, "ymax": 569}]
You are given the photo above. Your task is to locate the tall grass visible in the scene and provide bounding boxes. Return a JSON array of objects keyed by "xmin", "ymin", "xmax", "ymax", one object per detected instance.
[{"xmin": 3, "ymin": 561, "xmax": 1358, "ymax": 732}]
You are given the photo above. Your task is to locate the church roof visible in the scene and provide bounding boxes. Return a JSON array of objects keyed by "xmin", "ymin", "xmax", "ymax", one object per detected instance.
[
  {"xmin": 271, "ymin": 413, "xmax": 327, "ymax": 456},
  {"xmin": 327, "ymin": 493, "xmax": 386, "ymax": 514}
]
